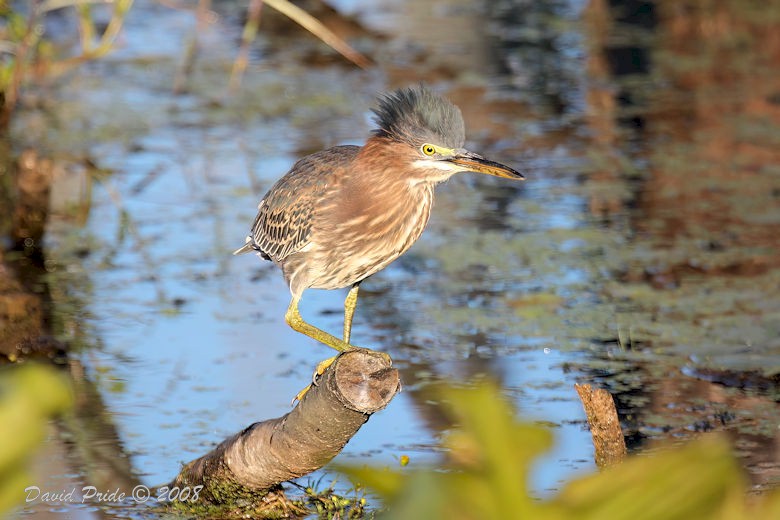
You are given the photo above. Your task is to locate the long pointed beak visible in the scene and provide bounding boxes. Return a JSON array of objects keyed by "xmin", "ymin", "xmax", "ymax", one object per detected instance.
[{"xmin": 446, "ymin": 151, "xmax": 525, "ymax": 180}]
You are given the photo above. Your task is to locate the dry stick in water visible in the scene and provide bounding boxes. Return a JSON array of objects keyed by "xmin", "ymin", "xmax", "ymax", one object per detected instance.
[
  {"xmin": 575, "ymin": 383, "xmax": 627, "ymax": 468},
  {"xmin": 170, "ymin": 349, "xmax": 399, "ymax": 504}
]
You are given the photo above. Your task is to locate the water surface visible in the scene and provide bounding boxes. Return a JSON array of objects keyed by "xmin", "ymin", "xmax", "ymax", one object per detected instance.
[{"xmin": 10, "ymin": 0, "xmax": 780, "ymax": 517}]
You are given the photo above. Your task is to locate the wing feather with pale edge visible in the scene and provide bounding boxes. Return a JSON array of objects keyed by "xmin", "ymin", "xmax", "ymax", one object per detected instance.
[{"xmin": 246, "ymin": 145, "xmax": 360, "ymax": 262}]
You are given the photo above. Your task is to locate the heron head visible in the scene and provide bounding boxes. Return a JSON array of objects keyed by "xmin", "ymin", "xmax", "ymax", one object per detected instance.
[{"xmin": 371, "ymin": 85, "xmax": 525, "ymax": 183}]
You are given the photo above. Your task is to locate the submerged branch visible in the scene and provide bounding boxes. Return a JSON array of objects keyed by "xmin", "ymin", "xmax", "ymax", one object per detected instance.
[{"xmin": 575, "ymin": 383, "xmax": 627, "ymax": 468}]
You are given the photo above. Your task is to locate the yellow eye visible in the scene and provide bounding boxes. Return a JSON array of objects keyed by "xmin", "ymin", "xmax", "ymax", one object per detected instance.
[{"xmin": 422, "ymin": 144, "xmax": 436, "ymax": 156}]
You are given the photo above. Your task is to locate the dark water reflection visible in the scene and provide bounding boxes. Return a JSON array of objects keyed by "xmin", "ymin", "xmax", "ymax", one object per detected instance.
[{"xmin": 8, "ymin": 0, "xmax": 780, "ymax": 517}]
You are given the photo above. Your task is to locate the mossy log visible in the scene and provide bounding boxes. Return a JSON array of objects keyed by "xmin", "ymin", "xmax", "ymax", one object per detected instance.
[{"xmin": 170, "ymin": 349, "xmax": 400, "ymax": 504}]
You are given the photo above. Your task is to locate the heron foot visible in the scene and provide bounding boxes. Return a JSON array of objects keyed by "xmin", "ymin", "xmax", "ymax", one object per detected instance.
[
  {"xmin": 292, "ymin": 383, "xmax": 312, "ymax": 405},
  {"xmin": 291, "ymin": 349, "xmax": 392, "ymax": 405},
  {"xmin": 313, "ymin": 355, "xmax": 338, "ymax": 384},
  {"xmin": 291, "ymin": 354, "xmax": 346, "ymax": 405}
]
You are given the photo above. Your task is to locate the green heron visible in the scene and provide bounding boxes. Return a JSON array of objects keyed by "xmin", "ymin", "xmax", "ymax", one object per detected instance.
[{"xmin": 234, "ymin": 85, "xmax": 523, "ymax": 369}]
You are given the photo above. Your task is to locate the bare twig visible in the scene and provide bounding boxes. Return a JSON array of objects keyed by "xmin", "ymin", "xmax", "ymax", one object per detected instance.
[
  {"xmin": 264, "ymin": 0, "xmax": 370, "ymax": 69},
  {"xmin": 229, "ymin": 0, "xmax": 265, "ymax": 93},
  {"xmin": 228, "ymin": 0, "xmax": 372, "ymax": 91},
  {"xmin": 1, "ymin": 2, "xmax": 43, "ymax": 128},
  {"xmin": 173, "ymin": 0, "xmax": 212, "ymax": 93},
  {"xmin": 49, "ymin": 0, "xmax": 134, "ymax": 74}
]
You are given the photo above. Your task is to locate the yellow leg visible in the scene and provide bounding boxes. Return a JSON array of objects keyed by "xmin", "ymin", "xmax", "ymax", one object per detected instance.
[
  {"xmin": 287, "ymin": 294, "xmax": 356, "ymax": 405},
  {"xmin": 285, "ymin": 295, "xmax": 357, "ymax": 352},
  {"xmin": 343, "ymin": 283, "xmax": 360, "ymax": 343}
]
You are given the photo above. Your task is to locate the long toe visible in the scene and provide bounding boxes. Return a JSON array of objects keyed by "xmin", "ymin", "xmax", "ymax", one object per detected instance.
[
  {"xmin": 312, "ymin": 355, "xmax": 338, "ymax": 384},
  {"xmin": 292, "ymin": 355, "xmax": 344, "ymax": 405},
  {"xmin": 292, "ymin": 383, "xmax": 312, "ymax": 405}
]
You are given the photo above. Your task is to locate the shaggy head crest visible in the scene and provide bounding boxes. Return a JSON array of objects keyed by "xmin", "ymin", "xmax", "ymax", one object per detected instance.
[{"xmin": 371, "ymin": 85, "xmax": 466, "ymax": 149}]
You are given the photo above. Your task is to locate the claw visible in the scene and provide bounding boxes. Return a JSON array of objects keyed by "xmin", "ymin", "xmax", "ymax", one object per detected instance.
[
  {"xmin": 292, "ymin": 351, "xmax": 391, "ymax": 405},
  {"xmin": 313, "ymin": 355, "xmax": 338, "ymax": 383},
  {"xmin": 292, "ymin": 384, "xmax": 312, "ymax": 405},
  {"xmin": 292, "ymin": 355, "xmax": 340, "ymax": 406}
]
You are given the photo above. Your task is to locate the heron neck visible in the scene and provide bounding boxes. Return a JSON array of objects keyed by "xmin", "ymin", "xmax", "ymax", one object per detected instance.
[
  {"xmin": 319, "ymin": 137, "xmax": 434, "ymax": 274},
  {"xmin": 359, "ymin": 137, "xmax": 432, "ymax": 186},
  {"xmin": 338, "ymin": 136, "xmax": 435, "ymax": 229}
]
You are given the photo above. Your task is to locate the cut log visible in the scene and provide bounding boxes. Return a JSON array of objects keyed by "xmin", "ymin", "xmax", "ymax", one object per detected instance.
[{"xmin": 171, "ymin": 348, "xmax": 400, "ymax": 504}]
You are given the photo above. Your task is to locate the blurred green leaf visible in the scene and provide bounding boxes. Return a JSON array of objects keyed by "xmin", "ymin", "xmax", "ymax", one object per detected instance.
[
  {"xmin": 339, "ymin": 381, "xmax": 555, "ymax": 519},
  {"xmin": 0, "ymin": 364, "xmax": 73, "ymax": 514},
  {"xmin": 552, "ymin": 436, "xmax": 744, "ymax": 520},
  {"xmin": 339, "ymin": 381, "xmax": 780, "ymax": 520}
]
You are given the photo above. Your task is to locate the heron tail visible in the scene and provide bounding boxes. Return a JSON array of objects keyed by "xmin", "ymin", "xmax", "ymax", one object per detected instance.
[{"xmin": 232, "ymin": 236, "xmax": 254, "ymax": 256}]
